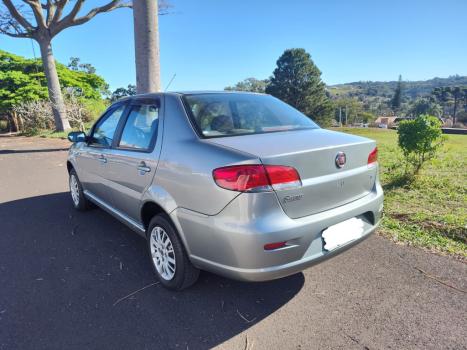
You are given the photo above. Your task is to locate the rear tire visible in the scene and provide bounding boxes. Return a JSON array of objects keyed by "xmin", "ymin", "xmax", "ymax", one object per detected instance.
[
  {"xmin": 147, "ymin": 214, "xmax": 199, "ymax": 290},
  {"xmin": 69, "ymin": 169, "xmax": 90, "ymax": 211}
]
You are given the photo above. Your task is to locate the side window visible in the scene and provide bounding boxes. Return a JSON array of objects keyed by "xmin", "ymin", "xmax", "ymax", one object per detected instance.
[
  {"xmin": 118, "ymin": 104, "xmax": 159, "ymax": 150},
  {"xmin": 89, "ymin": 105, "xmax": 125, "ymax": 147}
]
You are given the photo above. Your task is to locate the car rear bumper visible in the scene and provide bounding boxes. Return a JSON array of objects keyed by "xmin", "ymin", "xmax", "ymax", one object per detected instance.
[{"xmin": 171, "ymin": 182, "xmax": 384, "ymax": 282}]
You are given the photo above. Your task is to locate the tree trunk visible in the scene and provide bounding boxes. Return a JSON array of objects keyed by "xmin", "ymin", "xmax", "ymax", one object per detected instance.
[
  {"xmin": 15, "ymin": 111, "xmax": 24, "ymax": 131},
  {"xmin": 8, "ymin": 112, "xmax": 19, "ymax": 132},
  {"xmin": 133, "ymin": 0, "xmax": 161, "ymax": 93},
  {"xmin": 38, "ymin": 39, "xmax": 71, "ymax": 132}
]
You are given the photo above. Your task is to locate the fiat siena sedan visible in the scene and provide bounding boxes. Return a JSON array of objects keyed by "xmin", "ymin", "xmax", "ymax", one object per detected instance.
[{"xmin": 67, "ymin": 92, "xmax": 384, "ymax": 290}]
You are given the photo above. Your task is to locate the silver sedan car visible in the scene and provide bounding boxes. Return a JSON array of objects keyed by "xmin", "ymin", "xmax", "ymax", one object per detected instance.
[{"xmin": 67, "ymin": 92, "xmax": 383, "ymax": 290}]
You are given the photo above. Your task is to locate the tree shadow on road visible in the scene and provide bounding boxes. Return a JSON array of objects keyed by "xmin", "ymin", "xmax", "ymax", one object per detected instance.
[
  {"xmin": 0, "ymin": 193, "xmax": 304, "ymax": 350},
  {"xmin": 0, "ymin": 148, "xmax": 69, "ymax": 155}
]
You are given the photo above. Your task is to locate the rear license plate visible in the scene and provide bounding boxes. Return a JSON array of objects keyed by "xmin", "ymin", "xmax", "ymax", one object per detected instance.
[{"xmin": 322, "ymin": 217, "xmax": 364, "ymax": 251}]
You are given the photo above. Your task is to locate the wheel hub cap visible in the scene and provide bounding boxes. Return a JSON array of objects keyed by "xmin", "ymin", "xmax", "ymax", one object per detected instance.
[
  {"xmin": 150, "ymin": 226, "xmax": 176, "ymax": 280},
  {"xmin": 70, "ymin": 174, "xmax": 79, "ymax": 206}
]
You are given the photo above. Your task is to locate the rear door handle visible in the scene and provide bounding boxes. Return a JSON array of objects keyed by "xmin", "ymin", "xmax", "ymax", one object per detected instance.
[
  {"xmin": 137, "ymin": 161, "xmax": 151, "ymax": 173},
  {"xmin": 98, "ymin": 154, "xmax": 107, "ymax": 163}
]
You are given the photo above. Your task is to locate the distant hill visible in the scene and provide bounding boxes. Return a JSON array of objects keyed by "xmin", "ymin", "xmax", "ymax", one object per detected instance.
[{"xmin": 328, "ymin": 75, "xmax": 467, "ymax": 99}]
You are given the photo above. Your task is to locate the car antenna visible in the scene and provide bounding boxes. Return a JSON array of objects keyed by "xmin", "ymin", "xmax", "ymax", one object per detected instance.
[{"xmin": 164, "ymin": 73, "xmax": 177, "ymax": 92}]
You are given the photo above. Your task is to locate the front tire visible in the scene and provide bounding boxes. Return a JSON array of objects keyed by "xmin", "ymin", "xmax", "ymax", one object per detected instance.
[
  {"xmin": 147, "ymin": 214, "xmax": 199, "ymax": 290},
  {"xmin": 69, "ymin": 169, "xmax": 90, "ymax": 211}
]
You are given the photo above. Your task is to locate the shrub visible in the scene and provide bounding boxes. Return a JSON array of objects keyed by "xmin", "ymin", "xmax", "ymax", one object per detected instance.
[
  {"xmin": 0, "ymin": 119, "xmax": 8, "ymax": 131},
  {"xmin": 397, "ymin": 115, "xmax": 444, "ymax": 174},
  {"xmin": 81, "ymin": 98, "xmax": 109, "ymax": 122},
  {"xmin": 13, "ymin": 100, "xmax": 54, "ymax": 134},
  {"xmin": 12, "ymin": 92, "xmax": 107, "ymax": 134}
]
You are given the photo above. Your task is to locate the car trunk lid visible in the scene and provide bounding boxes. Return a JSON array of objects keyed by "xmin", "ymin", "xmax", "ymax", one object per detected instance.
[{"xmin": 205, "ymin": 128, "xmax": 378, "ymax": 219}]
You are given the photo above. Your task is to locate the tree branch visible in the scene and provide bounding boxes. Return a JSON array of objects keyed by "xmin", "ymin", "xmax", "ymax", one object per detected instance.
[
  {"xmin": 45, "ymin": 0, "xmax": 56, "ymax": 25},
  {"xmin": 50, "ymin": 0, "xmax": 82, "ymax": 34},
  {"xmin": 52, "ymin": 0, "xmax": 131, "ymax": 35},
  {"xmin": 0, "ymin": 28, "xmax": 30, "ymax": 37},
  {"xmin": 73, "ymin": 0, "xmax": 131, "ymax": 26},
  {"xmin": 22, "ymin": 0, "xmax": 46, "ymax": 28},
  {"xmin": 1, "ymin": 0, "xmax": 35, "ymax": 30},
  {"xmin": 51, "ymin": 0, "xmax": 67, "ymax": 24}
]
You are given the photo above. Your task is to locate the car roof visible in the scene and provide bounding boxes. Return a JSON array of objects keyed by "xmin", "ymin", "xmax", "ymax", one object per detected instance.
[
  {"xmin": 117, "ymin": 91, "xmax": 265, "ymax": 101},
  {"xmin": 173, "ymin": 90, "xmax": 265, "ymax": 95}
]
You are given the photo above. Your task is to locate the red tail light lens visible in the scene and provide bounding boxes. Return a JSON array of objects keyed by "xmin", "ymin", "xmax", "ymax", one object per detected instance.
[
  {"xmin": 368, "ymin": 147, "xmax": 378, "ymax": 166},
  {"xmin": 213, "ymin": 164, "xmax": 301, "ymax": 192},
  {"xmin": 265, "ymin": 165, "xmax": 301, "ymax": 190},
  {"xmin": 213, "ymin": 165, "xmax": 270, "ymax": 192}
]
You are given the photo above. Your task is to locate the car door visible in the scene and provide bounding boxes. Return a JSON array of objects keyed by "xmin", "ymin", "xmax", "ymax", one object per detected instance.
[
  {"xmin": 75, "ymin": 103, "xmax": 128, "ymax": 205},
  {"xmin": 103, "ymin": 97, "xmax": 163, "ymax": 222}
]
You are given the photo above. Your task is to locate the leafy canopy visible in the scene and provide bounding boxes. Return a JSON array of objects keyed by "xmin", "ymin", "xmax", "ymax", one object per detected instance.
[
  {"xmin": 266, "ymin": 48, "xmax": 333, "ymax": 126},
  {"xmin": 225, "ymin": 78, "xmax": 269, "ymax": 93},
  {"xmin": 0, "ymin": 50, "xmax": 108, "ymax": 113}
]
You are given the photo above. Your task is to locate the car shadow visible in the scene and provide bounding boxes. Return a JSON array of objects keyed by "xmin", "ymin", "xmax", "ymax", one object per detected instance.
[{"xmin": 0, "ymin": 192, "xmax": 304, "ymax": 349}]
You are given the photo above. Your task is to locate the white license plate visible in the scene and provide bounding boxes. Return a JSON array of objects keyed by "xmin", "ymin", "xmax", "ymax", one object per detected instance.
[{"xmin": 322, "ymin": 217, "xmax": 364, "ymax": 251}]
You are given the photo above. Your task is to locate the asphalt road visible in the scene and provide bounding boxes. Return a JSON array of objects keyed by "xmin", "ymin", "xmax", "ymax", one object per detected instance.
[{"xmin": 0, "ymin": 135, "xmax": 466, "ymax": 350}]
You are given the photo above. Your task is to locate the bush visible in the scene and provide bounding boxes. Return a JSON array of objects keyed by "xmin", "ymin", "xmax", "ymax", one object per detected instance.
[
  {"xmin": 12, "ymin": 94, "xmax": 107, "ymax": 134},
  {"xmin": 13, "ymin": 100, "xmax": 54, "ymax": 134},
  {"xmin": 0, "ymin": 119, "xmax": 8, "ymax": 131},
  {"xmin": 397, "ymin": 115, "xmax": 444, "ymax": 174},
  {"xmin": 82, "ymin": 98, "xmax": 108, "ymax": 122}
]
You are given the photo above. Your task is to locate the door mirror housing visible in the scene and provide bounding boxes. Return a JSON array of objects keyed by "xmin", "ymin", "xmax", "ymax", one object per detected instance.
[{"xmin": 67, "ymin": 131, "xmax": 87, "ymax": 143}]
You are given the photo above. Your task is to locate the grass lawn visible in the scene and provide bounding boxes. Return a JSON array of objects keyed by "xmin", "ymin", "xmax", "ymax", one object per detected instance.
[
  {"xmin": 339, "ymin": 127, "xmax": 466, "ymax": 260},
  {"xmin": 27, "ymin": 122, "xmax": 94, "ymax": 139}
]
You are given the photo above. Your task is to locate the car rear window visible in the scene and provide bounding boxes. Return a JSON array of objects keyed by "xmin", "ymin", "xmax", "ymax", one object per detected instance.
[{"xmin": 182, "ymin": 93, "xmax": 319, "ymax": 138}]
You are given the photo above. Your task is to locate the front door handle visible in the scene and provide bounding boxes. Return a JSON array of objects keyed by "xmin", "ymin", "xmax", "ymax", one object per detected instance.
[
  {"xmin": 137, "ymin": 161, "xmax": 151, "ymax": 173},
  {"xmin": 98, "ymin": 154, "xmax": 107, "ymax": 164}
]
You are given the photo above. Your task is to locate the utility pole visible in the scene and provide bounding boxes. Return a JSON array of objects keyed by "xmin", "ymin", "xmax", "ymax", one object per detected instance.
[{"xmin": 339, "ymin": 107, "xmax": 342, "ymax": 126}]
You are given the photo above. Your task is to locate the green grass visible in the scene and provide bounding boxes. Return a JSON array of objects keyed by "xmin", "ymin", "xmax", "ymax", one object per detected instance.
[
  {"xmin": 24, "ymin": 121, "xmax": 94, "ymax": 139},
  {"xmin": 338, "ymin": 127, "xmax": 466, "ymax": 260}
]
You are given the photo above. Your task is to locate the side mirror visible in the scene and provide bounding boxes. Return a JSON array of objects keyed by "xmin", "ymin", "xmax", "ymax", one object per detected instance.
[{"xmin": 67, "ymin": 131, "xmax": 87, "ymax": 143}]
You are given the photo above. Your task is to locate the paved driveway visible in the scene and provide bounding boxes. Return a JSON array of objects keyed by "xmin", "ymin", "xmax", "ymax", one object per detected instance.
[{"xmin": 0, "ymin": 135, "xmax": 465, "ymax": 350}]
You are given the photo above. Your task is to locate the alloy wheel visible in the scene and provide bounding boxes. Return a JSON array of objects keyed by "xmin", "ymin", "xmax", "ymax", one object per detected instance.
[
  {"xmin": 70, "ymin": 174, "xmax": 80, "ymax": 206},
  {"xmin": 150, "ymin": 226, "xmax": 176, "ymax": 280}
]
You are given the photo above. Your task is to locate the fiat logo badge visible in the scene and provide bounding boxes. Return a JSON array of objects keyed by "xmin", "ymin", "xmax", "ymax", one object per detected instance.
[{"xmin": 335, "ymin": 152, "xmax": 346, "ymax": 168}]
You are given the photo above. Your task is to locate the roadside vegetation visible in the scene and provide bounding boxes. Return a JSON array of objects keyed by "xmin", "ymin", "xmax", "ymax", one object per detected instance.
[{"xmin": 341, "ymin": 127, "xmax": 466, "ymax": 260}]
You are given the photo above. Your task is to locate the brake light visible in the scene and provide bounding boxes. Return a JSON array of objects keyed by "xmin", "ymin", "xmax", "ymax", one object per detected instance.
[
  {"xmin": 368, "ymin": 147, "xmax": 378, "ymax": 166},
  {"xmin": 213, "ymin": 164, "xmax": 301, "ymax": 192}
]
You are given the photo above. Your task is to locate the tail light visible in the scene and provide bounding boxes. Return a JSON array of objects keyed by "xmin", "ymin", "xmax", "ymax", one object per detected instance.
[
  {"xmin": 213, "ymin": 164, "xmax": 301, "ymax": 192},
  {"xmin": 368, "ymin": 147, "xmax": 378, "ymax": 166}
]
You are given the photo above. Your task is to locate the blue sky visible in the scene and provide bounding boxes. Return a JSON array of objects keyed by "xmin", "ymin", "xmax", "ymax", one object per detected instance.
[{"xmin": 1, "ymin": 0, "xmax": 466, "ymax": 91}]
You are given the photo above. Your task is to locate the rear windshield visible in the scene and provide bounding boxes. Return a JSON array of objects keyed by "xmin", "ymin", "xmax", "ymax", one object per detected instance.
[{"xmin": 182, "ymin": 93, "xmax": 319, "ymax": 138}]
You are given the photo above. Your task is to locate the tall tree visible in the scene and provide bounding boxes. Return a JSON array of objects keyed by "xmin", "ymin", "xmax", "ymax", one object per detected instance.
[
  {"xmin": 0, "ymin": 0, "xmax": 169, "ymax": 131},
  {"xmin": 266, "ymin": 48, "xmax": 333, "ymax": 126},
  {"xmin": 111, "ymin": 84, "xmax": 136, "ymax": 102},
  {"xmin": 225, "ymin": 78, "xmax": 269, "ymax": 93},
  {"xmin": 390, "ymin": 74, "xmax": 403, "ymax": 113},
  {"xmin": 68, "ymin": 57, "xmax": 96, "ymax": 74},
  {"xmin": 409, "ymin": 97, "xmax": 442, "ymax": 118}
]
